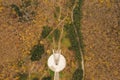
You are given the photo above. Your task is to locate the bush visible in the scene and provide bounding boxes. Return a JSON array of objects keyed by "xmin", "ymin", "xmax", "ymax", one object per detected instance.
[
  {"xmin": 66, "ymin": 0, "xmax": 75, "ymax": 9},
  {"xmin": 42, "ymin": 76, "xmax": 52, "ymax": 80},
  {"xmin": 11, "ymin": 0, "xmax": 38, "ymax": 22},
  {"xmin": 64, "ymin": 24, "xmax": 78, "ymax": 50},
  {"xmin": 53, "ymin": 29, "xmax": 60, "ymax": 42},
  {"xmin": 72, "ymin": 68, "xmax": 83, "ymax": 80},
  {"xmin": 32, "ymin": 77, "xmax": 39, "ymax": 80},
  {"xmin": 49, "ymin": 70, "xmax": 54, "ymax": 77},
  {"xmin": 41, "ymin": 26, "xmax": 53, "ymax": 39},
  {"xmin": 73, "ymin": 0, "xmax": 84, "ymax": 52},
  {"xmin": 30, "ymin": 44, "xmax": 44, "ymax": 61},
  {"xmin": 54, "ymin": 6, "xmax": 60, "ymax": 19},
  {"xmin": 17, "ymin": 73, "xmax": 28, "ymax": 80},
  {"xmin": 17, "ymin": 59, "xmax": 24, "ymax": 67},
  {"xmin": 64, "ymin": 24, "xmax": 82, "ymax": 62}
]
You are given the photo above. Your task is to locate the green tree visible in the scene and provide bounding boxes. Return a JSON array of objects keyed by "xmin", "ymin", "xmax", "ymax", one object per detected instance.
[{"xmin": 30, "ymin": 44, "xmax": 44, "ymax": 61}]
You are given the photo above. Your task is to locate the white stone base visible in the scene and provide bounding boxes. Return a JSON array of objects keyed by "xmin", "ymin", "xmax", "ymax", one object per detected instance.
[{"xmin": 48, "ymin": 54, "xmax": 66, "ymax": 72}]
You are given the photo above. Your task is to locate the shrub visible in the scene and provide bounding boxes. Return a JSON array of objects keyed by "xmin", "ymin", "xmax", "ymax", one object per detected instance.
[
  {"xmin": 53, "ymin": 29, "xmax": 60, "ymax": 42},
  {"xmin": 72, "ymin": 68, "xmax": 83, "ymax": 80},
  {"xmin": 17, "ymin": 59, "xmax": 24, "ymax": 67},
  {"xmin": 54, "ymin": 6, "xmax": 60, "ymax": 19},
  {"xmin": 11, "ymin": 0, "xmax": 38, "ymax": 22},
  {"xmin": 73, "ymin": 0, "xmax": 84, "ymax": 52},
  {"xmin": 66, "ymin": 0, "xmax": 75, "ymax": 9},
  {"xmin": 64, "ymin": 0, "xmax": 84, "ymax": 80},
  {"xmin": 41, "ymin": 26, "xmax": 53, "ymax": 39},
  {"xmin": 32, "ymin": 77, "xmax": 39, "ymax": 80},
  {"xmin": 64, "ymin": 24, "xmax": 78, "ymax": 50},
  {"xmin": 30, "ymin": 44, "xmax": 44, "ymax": 61},
  {"xmin": 17, "ymin": 73, "xmax": 28, "ymax": 80},
  {"xmin": 49, "ymin": 70, "xmax": 54, "ymax": 77},
  {"xmin": 42, "ymin": 76, "xmax": 52, "ymax": 80},
  {"xmin": 64, "ymin": 23, "xmax": 82, "ymax": 62}
]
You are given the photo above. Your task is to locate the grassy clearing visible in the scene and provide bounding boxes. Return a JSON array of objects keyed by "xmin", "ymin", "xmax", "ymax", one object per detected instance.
[{"xmin": 62, "ymin": 37, "xmax": 71, "ymax": 48}]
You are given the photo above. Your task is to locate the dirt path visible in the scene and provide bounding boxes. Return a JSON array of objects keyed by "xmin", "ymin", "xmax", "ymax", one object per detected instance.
[{"xmin": 82, "ymin": 0, "xmax": 120, "ymax": 80}]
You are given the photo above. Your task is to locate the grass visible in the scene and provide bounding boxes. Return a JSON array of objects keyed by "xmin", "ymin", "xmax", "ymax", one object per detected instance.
[{"xmin": 62, "ymin": 37, "xmax": 71, "ymax": 48}]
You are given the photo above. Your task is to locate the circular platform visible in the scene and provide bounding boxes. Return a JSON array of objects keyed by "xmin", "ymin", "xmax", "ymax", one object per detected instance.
[{"xmin": 48, "ymin": 54, "xmax": 66, "ymax": 72}]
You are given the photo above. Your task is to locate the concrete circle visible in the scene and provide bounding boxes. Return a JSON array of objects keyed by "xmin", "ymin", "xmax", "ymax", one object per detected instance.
[{"xmin": 48, "ymin": 54, "xmax": 66, "ymax": 72}]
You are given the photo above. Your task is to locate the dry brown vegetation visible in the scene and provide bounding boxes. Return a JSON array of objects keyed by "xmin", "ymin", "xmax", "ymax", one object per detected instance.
[
  {"xmin": 0, "ymin": 0, "xmax": 77, "ymax": 80},
  {"xmin": 82, "ymin": 0, "xmax": 120, "ymax": 80},
  {"xmin": 0, "ymin": 0, "xmax": 120, "ymax": 80}
]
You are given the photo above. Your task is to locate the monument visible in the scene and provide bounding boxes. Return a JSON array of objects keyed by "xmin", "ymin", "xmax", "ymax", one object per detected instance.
[{"xmin": 48, "ymin": 49, "xmax": 66, "ymax": 80}]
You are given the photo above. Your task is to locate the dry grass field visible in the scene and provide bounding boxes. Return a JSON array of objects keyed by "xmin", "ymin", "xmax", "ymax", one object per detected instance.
[{"xmin": 0, "ymin": 0, "xmax": 120, "ymax": 80}]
